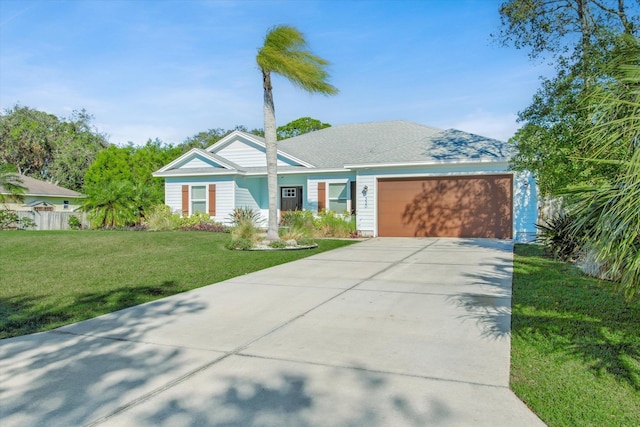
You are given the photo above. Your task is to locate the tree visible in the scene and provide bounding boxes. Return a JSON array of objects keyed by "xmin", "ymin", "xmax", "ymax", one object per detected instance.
[
  {"xmin": 495, "ymin": 0, "xmax": 639, "ymax": 195},
  {"xmin": 277, "ymin": 117, "xmax": 331, "ymax": 140},
  {"xmin": 47, "ymin": 110, "xmax": 109, "ymax": 191},
  {"xmin": 0, "ymin": 163, "xmax": 26, "ymax": 205},
  {"xmin": 0, "ymin": 105, "xmax": 59, "ymax": 178},
  {"xmin": 256, "ymin": 25, "xmax": 338, "ymax": 240},
  {"xmin": 81, "ymin": 180, "xmax": 137, "ymax": 228},
  {"xmin": 82, "ymin": 139, "xmax": 183, "ymax": 226},
  {"xmin": 0, "ymin": 106, "xmax": 108, "ymax": 191}
]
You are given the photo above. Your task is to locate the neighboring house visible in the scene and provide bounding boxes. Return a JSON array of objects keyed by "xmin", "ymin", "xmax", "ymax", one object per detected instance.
[
  {"xmin": 1, "ymin": 175, "xmax": 84, "ymax": 212},
  {"xmin": 153, "ymin": 120, "xmax": 538, "ymax": 241}
]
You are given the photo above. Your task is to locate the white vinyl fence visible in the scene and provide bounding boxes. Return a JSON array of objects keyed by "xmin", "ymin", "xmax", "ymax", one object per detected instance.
[{"xmin": 15, "ymin": 211, "xmax": 89, "ymax": 230}]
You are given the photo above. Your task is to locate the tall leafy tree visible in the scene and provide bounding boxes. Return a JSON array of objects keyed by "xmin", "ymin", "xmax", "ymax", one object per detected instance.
[
  {"xmin": 277, "ymin": 116, "xmax": 331, "ymax": 140},
  {"xmin": 495, "ymin": 0, "xmax": 639, "ymax": 195},
  {"xmin": 256, "ymin": 25, "xmax": 338, "ymax": 240},
  {"xmin": 0, "ymin": 106, "xmax": 108, "ymax": 191}
]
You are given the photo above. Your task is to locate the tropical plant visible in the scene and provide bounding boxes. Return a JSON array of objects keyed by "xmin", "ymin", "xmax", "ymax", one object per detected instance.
[
  {"xmin": 570, "ymin": 36, "xmax": 640, "ymax": 298},
  {"xmin": 81, "ymin": 181, "xmax": 138, "ymax": 228},
  {"xmin": 536, "ymin": 213, "xmax": 584, "ymax": 261},
  {"xmin": 0, "ymin": 163, "xmax": 26, "ymax": 204},
  {"xmin": 256, "ymin": 25, "xmax": 338, "ymax": 240},
  {"xmin": 228, "ymin": 206, "xmax": 263, "ymax": 227}
]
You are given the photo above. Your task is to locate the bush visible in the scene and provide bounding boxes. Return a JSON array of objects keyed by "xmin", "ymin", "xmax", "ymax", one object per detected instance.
[
  {"xmin": 225, "ymin": 237, "xmax": 254, "ymax": 250},
  {"xmin": 178, "ymin": 211, "xmax": 214, "ymax": 229},
  {"xmin": 0, "ymin": 210, "xmax": 19, "ymax": 230},
  {"xmin": 19, "ymin": 217, "xmax": 36, "ymax": 230},
  {"xmin": 536, "ymin": 213, "xmax": 583, "ymax": 261},
  {"xmin": 68, "ymin": 215, "xmax": 82, "ymax": 230},
  {"xmin": 144, "ymin": 205, "xmax": 179, "ymax": 231},
  {"xmin": 281, "ymin": 210, "xmax": 315, "ymax": 231},
  {"xmin": 279, "ymin": 225, "xmax": 312, "ymax": 241},
  {"xmin": 315, "ymin": 210, "xmax": 356, "ymax": 238},
  {"xmin": 182, "ymin": 222, "xmax": 227, "ymax": 232},
  {"xmin": 268, "ymin": 240, "xmax": 288, "ymax": 249},
  {"xmin": 297, "ymin": 236, "xmax": 316, "ymax": 247}
]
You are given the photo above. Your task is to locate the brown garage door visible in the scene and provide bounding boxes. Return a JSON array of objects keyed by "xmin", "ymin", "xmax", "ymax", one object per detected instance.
[{"xmin": 377, "ymin": 175, "xmax": 513, "ymax": 238}]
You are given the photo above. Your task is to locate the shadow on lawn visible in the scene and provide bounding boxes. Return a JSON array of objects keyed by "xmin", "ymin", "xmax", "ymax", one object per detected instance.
[
  {"xmin": 0, "ymin": 280, "xmax": 185, "ymax": 339},
  {"xmin": 512, "ymin": 248, "xmax": 640, "ymax": 391}
]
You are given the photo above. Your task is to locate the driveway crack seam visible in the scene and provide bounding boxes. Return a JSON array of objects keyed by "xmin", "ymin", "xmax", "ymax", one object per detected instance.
[{"xmin": 236, "ymin": 352, "xmax": 510, "ymax": 390}]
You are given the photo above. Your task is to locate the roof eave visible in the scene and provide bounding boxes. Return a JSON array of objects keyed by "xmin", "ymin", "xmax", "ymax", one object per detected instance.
[{"xmin": 343, "ymin": 158, "xmax": 512, "ymax": 169}]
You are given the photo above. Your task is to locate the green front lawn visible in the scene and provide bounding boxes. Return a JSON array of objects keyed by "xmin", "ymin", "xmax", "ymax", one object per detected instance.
[
  {"xmin": 511, "ymin": 244, "xmax": 640, "ymax": 426},
  {"xmin": 0, "ymin": 230, "xmax": 355, "ymax": 339}
]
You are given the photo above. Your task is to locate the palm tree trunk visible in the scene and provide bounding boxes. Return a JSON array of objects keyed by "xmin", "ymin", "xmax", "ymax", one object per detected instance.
[{"xmin": 262, "ymin": 70, "xmax": 279, "ymax": 241}]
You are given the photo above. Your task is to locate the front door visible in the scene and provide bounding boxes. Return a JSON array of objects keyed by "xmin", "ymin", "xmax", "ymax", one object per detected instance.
[{"xmin": 280, "ymin": 186, "xmax": 303, "ymax": 213}]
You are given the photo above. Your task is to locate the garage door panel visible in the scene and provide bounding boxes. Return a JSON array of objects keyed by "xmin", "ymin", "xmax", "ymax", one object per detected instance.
[{"xmin": 378, "ymin": 175, "xmax": 512, "ymax": 238}]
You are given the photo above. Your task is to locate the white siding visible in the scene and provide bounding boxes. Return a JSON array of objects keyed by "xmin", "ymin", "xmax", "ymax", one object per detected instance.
[
  {"xmin": 164, "ymin": 177, "xmax": 235, "ymax": 224},
  {"xmin": 354, "ymin": 175, "xmax": 376, "ymax": 236},
  {"xmin": 513, "ymin": 170, "xmax": 538, "ymax": 242},
  {"xmin": 307, "ymin": 174, "xmax": 356, "ymax": 213},
  {"xmin": 216, "ymin": 139, "xmax": 297, "ymax": 167},
  {"xmin": 178, "ymin": 156, "xmax": 221, "ymax": 169}
]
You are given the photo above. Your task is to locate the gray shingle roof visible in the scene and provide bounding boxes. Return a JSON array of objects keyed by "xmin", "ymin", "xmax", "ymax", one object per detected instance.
[
  {"xmin": 277, "ymin": 120, "xmax": 512, "ymax": 168},
  {"xmin": 0, "ymin": 175, "xmax": 83, "ymax": 197}
]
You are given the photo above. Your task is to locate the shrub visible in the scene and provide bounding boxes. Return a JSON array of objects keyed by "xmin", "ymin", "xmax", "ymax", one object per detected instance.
[
  {"xmin": 178, "ymin": 211, "xmax": 214, "ymax": 229},
  {"xmin": 144, "ymin": 205, "xmax": 179, "ymax": 231},
  {"xmin": 315, "ymin": 210, "xmax": 356, "ymax": 238},
  {"xmin": 0, "ymin": 210, "xmax": 19, "ymax": 230},
  {"xmin": 19, "ymin": 217, "xmax": 36, "ymax": 230},
  {"xmin": 226, "ymin": 237, "xmax": 254, "ymax": 250},
  {"xmin": 297, "ymin": 236, "xmax": 316, "ymax": 247},
  {"xmin": 268, "ymin": 240, "xmax": 288, "ymax": 249},
  {"xmin": 279, "ymin": 225, "xmax": 311, "ymax": 241},
  {"xmin": 281, "ymin": 210, "xmax": 315, "ymax": 231},
  {"xmin": 536, "ymin": 212, "xmax": 584, "ymax": 261},
  {"xmin": 182, "ymin": 222, "xmax": 227, "ymax": 232},
  {"xmin": 68, "ymin": 215, "xmax": 82, "ymax": 230},
  {"xmin": 228, "ymin": 207, "xmax": 263, "ymax": 227}
]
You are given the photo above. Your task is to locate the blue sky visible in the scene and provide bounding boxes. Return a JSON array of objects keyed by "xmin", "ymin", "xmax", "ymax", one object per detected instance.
[{"xmin": 0, "ymin": 0, "xmax": 551, "ymax": 145}]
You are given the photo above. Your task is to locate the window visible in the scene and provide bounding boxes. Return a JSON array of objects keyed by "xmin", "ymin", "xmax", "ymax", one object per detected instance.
[
  {"xmin": 63, "ymin": 200, "xmax": 69, "ymax": 210},
  {"xmin": 329, "ymin": 183, "xmax": 348, "ymax": 213},
  {"xmin": 191, "ymin": 186, "xmax": 206, "ymax": 214},
  {"xmin": 282, "ymin": 188, "xmax": 297, "ymax": 198}
]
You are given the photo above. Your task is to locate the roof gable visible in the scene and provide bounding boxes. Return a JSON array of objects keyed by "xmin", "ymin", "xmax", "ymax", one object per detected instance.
[
  {"xmin": 210, "ymin": 131, "xmax": 312, "ymax": 168},
  {"xmin": 155, "ymin": 149, "xmax": 238, "ymax": 175}
]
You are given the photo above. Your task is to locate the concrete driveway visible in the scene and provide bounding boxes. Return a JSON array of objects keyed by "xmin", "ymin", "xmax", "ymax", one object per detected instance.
[{"xmin": 0, "ymin": 238, "xmax": 545, "ymax": 427}]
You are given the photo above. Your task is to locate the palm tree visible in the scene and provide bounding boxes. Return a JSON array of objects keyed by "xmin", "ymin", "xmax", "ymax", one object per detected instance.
[
  {"xmin": 81, "ymin": 181, "xmax": 137, "ymax": 228},
  {"xmin": 257, "ymin": 25, "xmax": 338, "ymax": 240},
  {"xmin": 0, "ymin": 163, "xmax": 26, "ymax": 205},
  {"xmin": 572, "ymin": 35, "xmax": 640, "ymax": 298}
]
